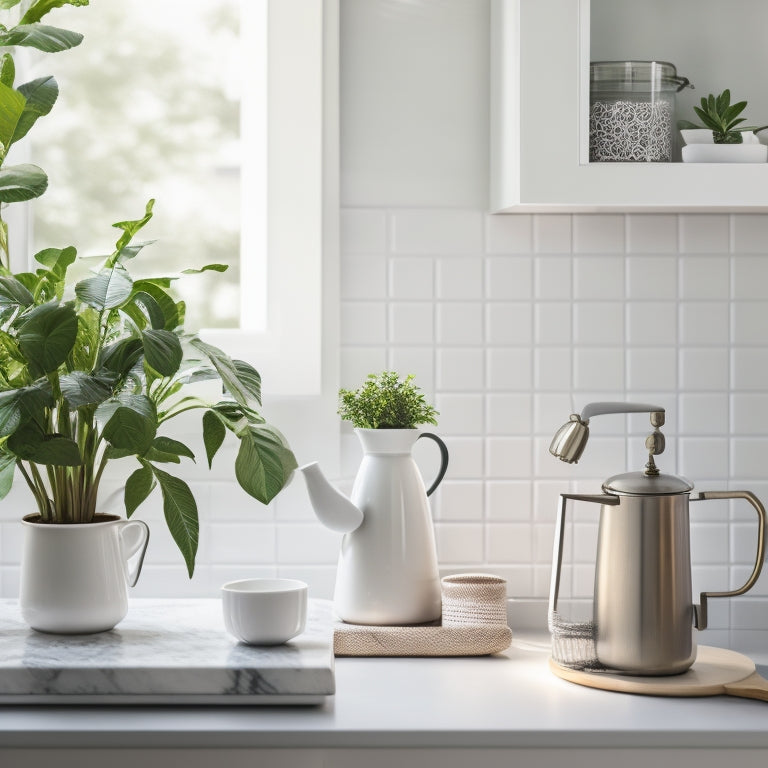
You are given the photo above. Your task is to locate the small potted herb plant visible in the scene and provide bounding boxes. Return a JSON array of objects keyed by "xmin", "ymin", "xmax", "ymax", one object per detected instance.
[
  {"xmin": 679, "ymin": 89, "xmax": 768, "ymax": 161},
  {"xmin": 0, "ymin": 0, "xmax": 297, "ymax": 634},
  {"xmin": 299, "ymin": 372, "xmax": 447, "ymax": 625}
]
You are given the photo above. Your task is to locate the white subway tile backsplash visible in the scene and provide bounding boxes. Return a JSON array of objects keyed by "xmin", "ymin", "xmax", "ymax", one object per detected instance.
[
  {"xmin": 533, "ymin": 214, "xmax": 571, "ymax": 254},
  {"xmin": 486, "ymin": 481, "xmax": 532, "ymax": 521},
  {"xmin": 732, "ymin": 348, "xmax": 768, "ymax": 390},
  {"xmin": 535, "ymin": 347, "xmax": 571, "ymax": 391},
  {"xmin": 575, "ymin": 347, "xmax": 625, "ymax": 391},
  {"xmin": 679, "ymin": 215, "xmax": 729, "ymax": 254},
  {"xmin": 573, "ymin": 256, "xmax": 624, "ymax": 299},
  {"xmin": 486, "ymin": 437, "xmax": 532, "ymax": 479},
  {"xmin": 341, "ymin": 346, "xmax": 388, "ymax": 389},
  {"xmin": 680, "ymin": 302, "xmax": 729, "ymax": 346},
  {"xmin": 572, "ymin": 214, "xmax": 624, "ymax": 254},
  {"xmin": 435, "ymin": 393, "xmax": 484, "ymax": 434},
  {"xmin": 438, "ymin": 481, "xmax": 484, "ymax": 521},
  {"xmin": 732, "ymin": 256, "xmax": 768, "ymax": 299},
  {"xmin": 437, "ymin": 348, "xmax": 484, "ymax": 391},
  {"xmin": 626, "ymin": 302, "xmax": 676, "ymax": 346},
  {"xmin": 485, "ymin": 393, "xmax": 532, "ymax": 435},
  {"xmin": 276, "ymin": 524, "xmax": 342, "ymax": 565},
  {"xmin": 485, "ymin": 212, "xmax": 532, "ymax": 254},
  {"xmin": 732, "ymin": 302, "xmax": 768, "ymax": 344},
  {"xmin": 626, "ymin": 256, "xmax": 677, "ymax": 299},
  {"xmin": 389, "ymin": 257, "xmax": 434, "ymax": 299},
  {"xmin": 387, "ymin": 347, "xmax": 435, "ymax": 392},
  {"xmin": 485, "ymin": 256, "xmax": 533, "ymax": 300},
  {"xmin": 444, "ymin": 437, "xmax": 484, "ymax": 478},
  {"xmin": 535, "ymin": 302, "xmax": 571, "ymax": 345},
  {"xmin": 436, "ymin": 524, "xmax": 484, "ymax": 563},
  {"xmin": 392, "ymin": 210, "xmax": 483, "ymax": 254},
  {"xmin": 437, "ymin": 257, "xmax": 483, "ymax": 299},
  {"xmin": 389, "ymin": 302, "xmax": 434, "ymax": 344},
  {"xmin": 574, "ymin": 302, "xmax": 624, "ymax": 345},
  {"xmin": 732, "ymin": 394, "xmax": 768, "ymax": 435},
  {"xmin": 690, "ymin": 523, "xmax": 730, "ymax": 564},
  {"xmin": 678, "ymin": 438, "xmax": 729, "ymax": 480},
  {"xmin": 486, "ymin": 302, "xmax": 532, "ymax": 345},
  {"xmin": 626, "ymin": 214, "xmax": 678, "ymax": 253},
  {"xmin": 679, "ymin": 347, "xmax": 729, "ymax": 391},
  {"xmin": 679, "ymin": 393, "xmax": 729, "ymax": 436},
  {"xmin": 680, "ymin": 256, "xmax": 730, "ymax": 299},
  {"xmin": 341, "ymin": 301, "xmax": 387, "ymax": 344},
  {"xmin": 731, "ymin": 438, "xmax": 768, "ymax": 479},
  {"xmin": 341, "ymin": 251, "xmax": 387, "ymax": 299},
  {"xmin": 486, "ymin": 523, "xmax": 533, "ymax": 563},
  {"xmin": 437, "ymin": 302, "xmax": 483, "ymax": 344},
  {"xmin": 487, "ymin": 347, "xmax": 532, "ymax": 390},
  {"xmin": 534, "ymin": 256, "xmax": 572, "ymax": 299},
  {"xmin": 731, "ymin": 215, "xmax": 768, "ymax": 254}
]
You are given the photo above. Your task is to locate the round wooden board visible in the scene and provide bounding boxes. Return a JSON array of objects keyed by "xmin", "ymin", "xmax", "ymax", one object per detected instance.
[{"xmin": 550, "ymin": 645, "xmax": 757, "ymax": 698}]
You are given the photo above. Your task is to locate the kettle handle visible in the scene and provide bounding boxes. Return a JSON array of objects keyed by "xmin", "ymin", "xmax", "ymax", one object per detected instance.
[
  {"xmin": 549, "ymin": 493, "xmax": 620, "ymax": 615},
  {"xmin": 691, "ymin": 490, "xmax": 767, "ymax": 630},
  {"xmin": 418, "ymin": 432, "xmax": 449, "ymax": 497}
]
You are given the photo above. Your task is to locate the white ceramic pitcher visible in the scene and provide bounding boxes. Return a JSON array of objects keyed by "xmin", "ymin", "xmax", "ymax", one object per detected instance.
[
  {"xmin": 20, "ymin": 513, "xmax": 150, "ymax": 634},
  {"xmin": 300, "ymin": 428, "xmax": 448, "ymax": 625}
]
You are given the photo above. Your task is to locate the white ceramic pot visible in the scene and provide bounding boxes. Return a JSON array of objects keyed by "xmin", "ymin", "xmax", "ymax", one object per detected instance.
[{"xmin": 19, "ymin": 513, "xmax": 150, "ymax": 634}]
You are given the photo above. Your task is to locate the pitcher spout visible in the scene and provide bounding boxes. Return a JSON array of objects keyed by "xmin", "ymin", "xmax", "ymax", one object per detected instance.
[{"xmin": 298, "ymin": 462, "xmax": 364, "ymax": 534}]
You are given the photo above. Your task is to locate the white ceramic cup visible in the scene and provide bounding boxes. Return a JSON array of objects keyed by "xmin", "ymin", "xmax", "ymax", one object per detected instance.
[{"xmin": 221, "ymin": 578, "xmax": 308, "ymax": 645}]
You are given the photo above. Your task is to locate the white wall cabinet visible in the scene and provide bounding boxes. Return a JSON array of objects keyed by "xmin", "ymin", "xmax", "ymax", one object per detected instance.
[{"xmin": 490, "ymin": 0, "xmax": 768, "ymax": 212}]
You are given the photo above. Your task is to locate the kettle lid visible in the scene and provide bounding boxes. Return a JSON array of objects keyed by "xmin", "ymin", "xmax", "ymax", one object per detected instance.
[{"xmin": 603, "ymin": 471, "xmax": 694, "ymax": 496}]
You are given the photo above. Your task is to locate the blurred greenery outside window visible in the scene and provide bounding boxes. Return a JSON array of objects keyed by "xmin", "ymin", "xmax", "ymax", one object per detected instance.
[{"xmin": 23, "ymin": 0, "xmax": 265, "ymax": 332}]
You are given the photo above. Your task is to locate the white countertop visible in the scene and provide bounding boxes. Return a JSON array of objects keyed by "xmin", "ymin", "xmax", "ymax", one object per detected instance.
[{"xmin": 1, "ymin": 632, "xmax": 767, "ymax": 753}]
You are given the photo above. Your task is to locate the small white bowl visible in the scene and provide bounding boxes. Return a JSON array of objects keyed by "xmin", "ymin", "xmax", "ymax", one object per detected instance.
[{"xmin": 221, "ymin": 578, "xmax": 308, "ymax": 645}]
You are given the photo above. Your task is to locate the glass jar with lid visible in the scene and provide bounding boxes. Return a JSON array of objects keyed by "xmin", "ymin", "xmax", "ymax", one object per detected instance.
[{"xmin": 589, "ymin": 61, "xmax": 692, "ymax": 162}]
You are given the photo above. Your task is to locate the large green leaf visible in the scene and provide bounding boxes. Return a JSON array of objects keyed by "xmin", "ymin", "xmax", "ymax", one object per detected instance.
[
  {"xmin": 0, "ymin": 163, "xmax": 47, "ymax": 203},
  {"xmin": 190, "ymin": 338, "xmax": 255, "ymax": 408},
  {"xmin": 124, "ymin": 464, "xmax": 154, "ymax": 518},
  {"xmin": 101, "ymin": 404, "xmax": 156, "ymax": 455},
  {"xmin": 0, "ymin": 81, "xmax": 25, "ymax": 148},
  {"xmin": 11, "ymin": 75, "xmax": 57, "ymax": 144},
  {"xmin": 75, "ymin": 265, "xmax": 133, "ymax": 310},
  {"xmin": 202, "ymin": 410, "xmax": 226, "ymax": 469},
  {"xmin": 0, "ymin": 383, "xmax": 53, "ymax": 437},
  {"xmin": 7, "ymin": 422, "xmax": 81, "ymax": 466},
  {"xmin": 152, "ymin": 436, "xmax": 195, "ymax": 461},
  {"xmin": 98, "ymin": 337, "xmax": 143, "ymax": 377},
  {"xmin": 130, "ymin": 290, "xmax": 165, "ymax": 330},
  {"xmin": 112, "ymin": 199, "xmax": 154, "ymax": 254},
  {"xmin": 0, "ymin": 1, "xmax": 22, "ymax": 11},
  {"xmin": 0, "ymin": 389, "xmax": 24, "ymax": 436},
  {"xmin": 142, "ymin": 329, "xmax": 182, "ymax": 376},
  {"xmin": 0, "ymin": 53, "xmax": 13, "ymax": 88},
  {"xmin": 0, "ymin": 24, "xmax": 83, "ymax": 53},
  {"xmin": 17, "ymin": 301, "xmax": 78, "ymax": 376},
  {"xmin": 235, "ymin": 425, "xmax": 297, "ymax": 504},
  {"xmin": 59, "ymin": 370, "xmax": 114, "ymax": 408},
  {"xmin": 0, "ymin": 276, "xmax": 34, "ymax": 311},
  {"xmin": 130, "ymin": 280, "xmax": 179, "ymax": 330},
  {"xmin": 233, "ymin": 359, "xmax": 261, "ymax": 405},
  {"xmin": 20, "ymin": 0, "xmax": 89, "ymax": 24},
  {"xmin": 0, "ymin": 452, "xmax": 16, "ymax": 499},
  {"xmin": 148, "ymin": 464, "xmax": 198, "ymax": 577}
]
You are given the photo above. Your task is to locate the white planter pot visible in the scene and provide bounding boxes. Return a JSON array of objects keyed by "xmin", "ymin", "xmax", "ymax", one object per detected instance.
[{"xmin": 19, "ymin": 513, "xmax": 150, "ymax": 634}]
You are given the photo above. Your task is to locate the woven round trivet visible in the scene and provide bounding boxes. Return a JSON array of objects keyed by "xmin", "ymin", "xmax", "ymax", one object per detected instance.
[{"xmin": 440, "ymin": 573, "xmax": 507, "ymax": 627}]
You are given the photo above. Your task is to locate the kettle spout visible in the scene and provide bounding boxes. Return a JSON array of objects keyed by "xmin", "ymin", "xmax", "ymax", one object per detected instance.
[{"xmin": 298, "ymin": 462, "xmax": 364, "ymax": 534}]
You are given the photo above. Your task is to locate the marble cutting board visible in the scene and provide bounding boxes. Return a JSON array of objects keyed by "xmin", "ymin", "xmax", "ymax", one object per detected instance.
[{"xmin": 0, "ymin": 598, "xmax": 335, "ymax": 705}]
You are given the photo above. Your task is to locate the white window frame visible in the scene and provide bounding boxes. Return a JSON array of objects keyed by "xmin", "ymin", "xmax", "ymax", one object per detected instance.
[{"xmin": 9, "ymin": 0, "xmax": 339, "ymax": 403}]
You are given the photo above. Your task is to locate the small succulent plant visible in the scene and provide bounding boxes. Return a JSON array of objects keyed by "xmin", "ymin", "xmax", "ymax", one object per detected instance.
[{"xmin": 679, "ymin": 89, "xmax": 768, "ymax": 144}]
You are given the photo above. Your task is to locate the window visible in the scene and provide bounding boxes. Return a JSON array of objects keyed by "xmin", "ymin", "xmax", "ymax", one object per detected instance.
[{"xmin": 14, "ymin": 0, "xmax": 333, "ymax": 397}]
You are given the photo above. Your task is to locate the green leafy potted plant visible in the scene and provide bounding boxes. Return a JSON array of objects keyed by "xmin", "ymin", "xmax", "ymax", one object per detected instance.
[
  {"xmin": 0, "ymin": 0, "xmax": 297, "ymax": 633},
  {"xmin": 678, "ymin": 89, "xmax": 768, "ymax": 144},
  {"xmin": 299, "ymin": 372, "xmax": 447, "ymax": 624}
]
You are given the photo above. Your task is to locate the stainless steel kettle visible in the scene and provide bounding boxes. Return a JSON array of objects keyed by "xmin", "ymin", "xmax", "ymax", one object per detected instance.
[{"xmin": 548, "ymin": 402, "xmax": 766, "ymax": 676}]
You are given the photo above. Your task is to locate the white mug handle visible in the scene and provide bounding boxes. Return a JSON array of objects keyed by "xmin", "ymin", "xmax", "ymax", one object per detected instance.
[{"xmin": 116, "ymin": 520, "xmax": 150, "ymax": 587}]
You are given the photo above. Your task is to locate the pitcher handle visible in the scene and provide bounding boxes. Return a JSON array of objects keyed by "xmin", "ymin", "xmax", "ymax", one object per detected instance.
[
  {"xmin": 116, "ymin": 519, "xmax": 150, "ymax": 588},
  {"xmin": 691, "ymin": 490, "xmax": 767, "ymax": 630},
  {"xmin": 418, "ymin": 432, "xmax": 449, "ymax": 497}
]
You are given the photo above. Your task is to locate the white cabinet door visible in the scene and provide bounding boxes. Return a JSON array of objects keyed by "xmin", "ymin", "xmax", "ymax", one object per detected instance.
[{"xmin": 490, "ymin": 0, "xmax": 768, "ymax": 212}]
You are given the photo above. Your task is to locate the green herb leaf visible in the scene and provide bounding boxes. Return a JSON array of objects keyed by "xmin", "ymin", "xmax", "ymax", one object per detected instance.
[
  {"xmin": 101, "ymin": 402, "xmax": 157, "ymax": 455},
  {"xmin": 0, "ymin": 81, "xmax": 25, "ymax": 148},
  {"xmin": 59, "ymin": 370, "xmax": 114, "ymax": 408},
  {"xmin": 112, "ymin": 199, "xmax": 154, "ymax": 253},
  {"xmin": 235, "ymin": 424, "xmax": 297, "ymax": 504},
  {"xmin": 0, "ymin": 24, "xmax": 83, "ymax": 53},
  {"xmin": 142, "ymin": 329, "xmax": 182, "ymax": 377},
  {"xmin": 11, "ymin": 75, "xmax": 58, "ymax": 144},
  {"xmin": 0, "ymin": 163, "xmax": 47, "ymax": 203},
  {"xmin": 19, "ymin": 0, "xmax": 89, "ymax": 25},
  {"xmin": 152, "ymin": 436, "xmax": 195, "ymax": 461},
  {"xmin": 0, "ymin": 53, "xmax": 15, "ymax": 88},
  {"xmin": 147, "ymin": 464, "xmax": 198, "ymax": 577},
  {"xmin": 190, "ymin": 338, "xmax": 256, "ymax": 408},
  {"xmin": 0, "ymin": 453, "xmax": 16, "ymax": 500},
  {"xmin": 202, "ymin": 410, "xmax": 226, "ymax": 469},
  {"xmin": 124, "ymin": 464, "xmax": 155, "ymax": 518},
  {"xmin": 17, "ymin": 301, "xmax": 78, "ymax": 376},
  {"xmin": 75, "ymin": 265, "xmax": 133, "ymax": 310},
  {"xmin": 181, "ymin": 264, "xmax": 228, "ymax": 274},
  {"xmin": 7, "ymin": 422, "xmax": 81, "ymax": 466}
]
